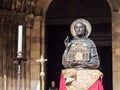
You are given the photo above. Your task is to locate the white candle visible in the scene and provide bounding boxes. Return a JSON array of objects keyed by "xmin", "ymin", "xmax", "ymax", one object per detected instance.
[{"xmin": 17, "ymin": 25, "xmax": 23, "ymax": 52}]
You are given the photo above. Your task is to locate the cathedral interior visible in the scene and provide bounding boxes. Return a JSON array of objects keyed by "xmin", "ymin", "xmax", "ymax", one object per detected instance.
[{"xmin": 0, "ymin": 0, "xmax": 120, "ymax": 90}]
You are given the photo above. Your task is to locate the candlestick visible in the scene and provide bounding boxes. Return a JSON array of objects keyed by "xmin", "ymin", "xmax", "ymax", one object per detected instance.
[
  {"xmin": 17, "ymin": 25, "xmax": 23, "ymax": 53},
  {"xmin": 13, "ymin": 25, "xmax": 28, "ymax": 90}
]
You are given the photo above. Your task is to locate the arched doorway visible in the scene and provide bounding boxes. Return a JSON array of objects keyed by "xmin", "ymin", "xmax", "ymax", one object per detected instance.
[{"xmin": 45, "ymin": 0, "xmax": 112, "ymax": 90}]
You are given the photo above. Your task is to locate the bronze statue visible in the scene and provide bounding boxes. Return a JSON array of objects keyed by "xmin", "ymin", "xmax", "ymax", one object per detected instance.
[
  {"xmin": 59, "ymin": 18, "xmax": 104, "ymax": 90},
  {"xmin": 62, "ymin": 18, "xmax": 100, "ymax": 69}
]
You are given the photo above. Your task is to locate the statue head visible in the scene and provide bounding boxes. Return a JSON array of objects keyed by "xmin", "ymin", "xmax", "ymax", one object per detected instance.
[
  {"xmin": 70, "ymin": 18, "xmax": 92, "ymax": 37},
  {"xmin": 74, "ymin": 22, "xmax": 87, "ymax": 37}
]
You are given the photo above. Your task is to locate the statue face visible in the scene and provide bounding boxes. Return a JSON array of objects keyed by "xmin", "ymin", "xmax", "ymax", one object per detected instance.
[{"xmin": 74, "ymin": 22, "xmax": 85, "ymax": 36}]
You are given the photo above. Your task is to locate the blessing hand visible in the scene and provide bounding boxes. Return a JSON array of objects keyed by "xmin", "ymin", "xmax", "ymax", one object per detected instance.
[{"xmin": 64, "ymin": 36, "xmax": 69, "ymax": 47}]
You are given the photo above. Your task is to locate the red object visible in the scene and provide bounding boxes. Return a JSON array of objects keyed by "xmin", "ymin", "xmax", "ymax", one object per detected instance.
[
  {"xmin": 59, "ymin": 73, "xmax": 104, "ymax": 90},
  {"xmin": 59, "ymin": 73, "xmax": 66, "ymax": 90}
]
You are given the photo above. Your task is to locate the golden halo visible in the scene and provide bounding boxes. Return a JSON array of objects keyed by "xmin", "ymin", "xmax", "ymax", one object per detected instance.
[{"xmin": 70, "ymin": 18, "xmax": 92, "ymax": 37}]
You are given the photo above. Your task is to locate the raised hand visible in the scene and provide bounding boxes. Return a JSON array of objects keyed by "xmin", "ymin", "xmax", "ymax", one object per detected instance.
[{"xmin": 64, "ymin": 36, "xmax": 69, "ymax": 47}]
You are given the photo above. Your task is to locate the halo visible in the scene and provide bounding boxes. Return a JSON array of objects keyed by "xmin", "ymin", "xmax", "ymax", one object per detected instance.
[{"xmin": 70, "ymin": 18, "xmax": 92, "ymax": 37}]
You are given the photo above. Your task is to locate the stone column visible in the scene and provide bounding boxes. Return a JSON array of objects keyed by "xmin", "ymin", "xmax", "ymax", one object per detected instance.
[
  {"xmin": 112, "ymin": 12, "xmax": 120, "ymax": 90},
  {"xmin": 30, "ymin": 16, "xmax": 41, "ymax": 90},
  {"xmin": 107, "ymin": 0, "xmax": 120, "ymax": 89}
]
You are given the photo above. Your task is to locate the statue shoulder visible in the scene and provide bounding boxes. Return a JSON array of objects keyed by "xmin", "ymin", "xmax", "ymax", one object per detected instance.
[{"xmin": 83, "ymin": 37, "xmax": 96, "ymax": 47}]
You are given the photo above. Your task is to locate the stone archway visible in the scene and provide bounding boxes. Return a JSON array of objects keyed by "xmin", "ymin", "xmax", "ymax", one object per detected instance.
[
  {"xmin": 46, "ymin": 0, "xmax": 112, "ymax": 90},
  {"xmin": 0, "ymin": 0, "xmax": 52, "ymax": 90}
]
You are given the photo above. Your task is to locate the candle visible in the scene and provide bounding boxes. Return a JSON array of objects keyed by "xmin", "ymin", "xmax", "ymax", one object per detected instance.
[{"xmin": 17, "ymin": 25, "xmax": 23, "ymax": 53}]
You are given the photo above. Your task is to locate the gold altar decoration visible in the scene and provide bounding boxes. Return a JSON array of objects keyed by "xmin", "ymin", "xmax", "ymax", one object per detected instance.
[{"xmin": 62, "ymin": 69, "xmax": 103, "ymax": 90}]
